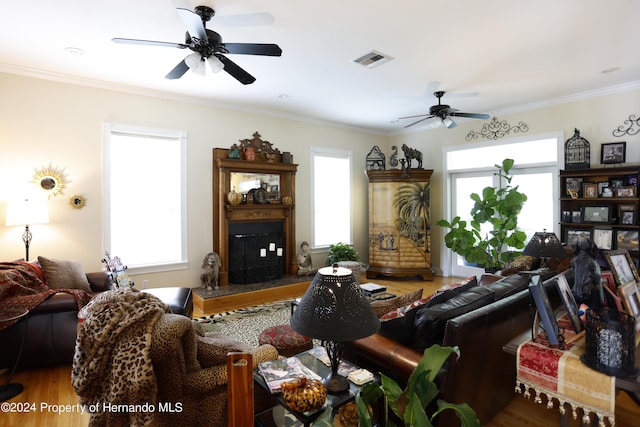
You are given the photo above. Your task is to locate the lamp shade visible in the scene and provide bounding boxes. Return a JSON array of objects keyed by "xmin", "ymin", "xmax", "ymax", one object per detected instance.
[
  {"xmin": 522, "ymin": 230, "xmax": 568, "ymax": 259},
  {"xmin": 291, "ymin": 265, "xmax": 380, "ymax": 342},
  {"xmin": 5, "ymin": 198, "xmax": 49, "ymax": 226}
]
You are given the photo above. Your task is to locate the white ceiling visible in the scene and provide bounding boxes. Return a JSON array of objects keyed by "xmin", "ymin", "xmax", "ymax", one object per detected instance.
[{"xmin": 1, "ymin": 0, "xmax": 639, "ymax": 133}]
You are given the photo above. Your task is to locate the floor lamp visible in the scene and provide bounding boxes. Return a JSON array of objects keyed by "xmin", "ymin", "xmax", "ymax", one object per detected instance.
[{"xmin": 5, "ymin": 198, "xmax": 49, "ymax": 261}]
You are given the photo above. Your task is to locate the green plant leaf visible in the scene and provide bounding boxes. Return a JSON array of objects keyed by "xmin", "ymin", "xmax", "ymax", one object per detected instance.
[
  {"xmin": 431, "ymin": 400, "xmax": 482, "ymax": 427},
  {"xmin": 404, "ymin": 391, "xmax": 433, "ymax": 427}
]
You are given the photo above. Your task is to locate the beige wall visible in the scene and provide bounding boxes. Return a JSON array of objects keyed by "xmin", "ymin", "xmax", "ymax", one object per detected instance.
[
  {"xmin": 1, "ymin": 72, "xmax": 638, "ymax": 285},
  {"xmin": 388, "ymin": 87, "xmax": 640, "ymax": 275},
  {"xmin": 0, "ymin": 72, "xmax": 385, "ymax": 287}
]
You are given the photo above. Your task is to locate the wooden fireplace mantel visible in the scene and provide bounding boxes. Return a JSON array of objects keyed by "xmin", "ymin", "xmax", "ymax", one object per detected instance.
[{"xmin": 212, "ymin": 147, "xmax": 298, "ymax": 287}]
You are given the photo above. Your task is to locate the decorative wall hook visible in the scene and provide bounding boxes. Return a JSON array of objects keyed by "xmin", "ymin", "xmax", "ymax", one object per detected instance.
[
  {"xmin": 612, "ymin": 114, "xmax": 640, "ymax": 137},
  {"xmin": 466, "ymin": 117, "xmax": 529, "ymax": 141}
]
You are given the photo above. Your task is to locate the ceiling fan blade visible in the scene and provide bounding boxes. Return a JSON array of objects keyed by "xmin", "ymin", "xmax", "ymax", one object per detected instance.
[
  {"xmin": 404, "ymin": 116, "xmax": 435, "ymax": 128},
  {"xmin": 450, "ymin": 112, "xmax": 491, "ymax": 119},
  {"xmin": 223, "ymin": 43, "xmax": 282, "ymax": 56},
  {"xmin": 176, "ymin": 7, "xmax": 207, "ymax": 41},
  {"xmin": 165, "ymin": 59, "xmax": 190, "ymax": 79},
  {"xmin": 398, "ymin": 113, "xmax": 430, "ymax": 120},
  {"xmin": 112, "ymin": 38, "xmax": 188, "ymax": 49},
  {"xmin": 216, "ymin": 55, "xmax": 256, "ymax": 85}
]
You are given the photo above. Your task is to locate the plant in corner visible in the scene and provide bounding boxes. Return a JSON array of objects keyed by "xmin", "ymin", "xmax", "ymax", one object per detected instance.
[
  {"xmin": 325, "ymin": 242, "xmax": 359, "ymax": 266},
  {"xmin": 314, "ymin": 345, "xmax": 480, "ymax": 427},
  {"xmin": 436, "ymin": 158, "xmax": 528, "ymax": 270}
]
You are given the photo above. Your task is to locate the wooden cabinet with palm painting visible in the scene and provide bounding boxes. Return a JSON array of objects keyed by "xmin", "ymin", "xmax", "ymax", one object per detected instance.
[{"xmin": 366, "ymin": 169, "xmax": 434, "ymax": 280}]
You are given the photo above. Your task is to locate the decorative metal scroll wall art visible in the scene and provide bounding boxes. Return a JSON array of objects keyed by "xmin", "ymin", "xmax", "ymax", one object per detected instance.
[
  {"xmin": 465, "ymin": 117, "xmax": 529, "ymax": 141},
  {"xmin": 366, "ymin": 145, "xmax": 386, "ymax": 170},
  {"xmin": 612, "ymin": 114, "xmax": 640, "ymax": 137},
  {"xmin": 564, "ymin": 128, "xmax": 590, "ymax": 170}
]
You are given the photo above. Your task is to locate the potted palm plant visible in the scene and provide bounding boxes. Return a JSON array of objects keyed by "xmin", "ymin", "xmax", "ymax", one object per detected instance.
[{"xmin": 436, "ymin": 158, "xmax": 527, "ymax": 271}]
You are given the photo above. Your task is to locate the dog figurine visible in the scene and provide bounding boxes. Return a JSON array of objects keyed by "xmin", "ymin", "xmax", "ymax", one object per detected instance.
[
  {"xmin": 200, "ymin": 252, "xmax": 220, "ymax": 290},
  {"xmin": 571, "ymin": 238, "xmax": 604, "ymax": 308}
]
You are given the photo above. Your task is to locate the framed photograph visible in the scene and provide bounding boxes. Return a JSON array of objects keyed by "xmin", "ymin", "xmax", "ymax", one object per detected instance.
[
  {"xmin": 620, "ymin": 210, "xmax": 635, "ymax": 226},
  {"xmin": 600, "ymin": 141, "xmax": 626, "ymax": 164},
  {"xmin": 618, "ymin": 204, "xmax": 636, "ymax": 226},
  {"xmin": 615, "ymin": 229, "xmax": 639, "ymax": 252},
  {"xmin": 605, "ymin": 249, "xmax": 640, "ymax": 286},
  {"xmin": 554, "ymin": 274, "xmax": 583, "ymax": 333},
  {"xmin": 610, "ymin": 178, "xmax": 624, "ymax": 189},
  {"xmin": 565, "ymin": 177, "xmax": 583, "ymax": 197},
  {"xmin": 582, "ymin": 206, "xmax": 610, "ymax": 223},
  {"xmin": 561, "ymin": 210, "xmax": 572, "ymax": 223},
  {"xmin": 598, "ymin": 181, "xmax": 612, "ymax": 197},
  {"xmin": 571, "ymin": 211, "xmax": 582, "ymax": 223},
  {"xmin": 602, "ymin": 279, "xmax": 624, "ymax": 312},
  {"xmin": 582, "ymin": 183, "xmax": 598, "ymax": 199},
  {"xmin": 615, "ymin": 186, "xmax": 637, "ymax": 198},
  {"xmin": 617, "ymin": 280, "xmax": 640, "ymax": 331},
  {"xmin": 564, "ymin": 228, "xmax": 591, "ymax": 247},
  {"xmin": 528, "ymin": 275, "xmax": 560, "ymax": 345},
  {"xmin": 592, "ymin": 228, "xmax": 613, "ymax": 250},
  {"xmin": 583, "ymin": 183, "xmax": 598, "ymax": 199}
]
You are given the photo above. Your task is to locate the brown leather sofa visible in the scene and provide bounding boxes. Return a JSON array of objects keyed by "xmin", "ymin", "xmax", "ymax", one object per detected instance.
[
  {"xmin": 344, "ymin": 269, "xmax": 571, "ymax": 426},
  {"xmin": 0, "ymin": 271, "xmax": 194, "ymax": 370},
  {"xmin": 0, "ymin": 272, "xmax": 111, "ymax": 369}
]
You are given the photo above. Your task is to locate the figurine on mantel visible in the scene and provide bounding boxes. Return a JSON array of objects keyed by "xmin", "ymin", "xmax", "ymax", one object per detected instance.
[
  {"xmin": 200, "ymin": 252, "xmax": 220, "ymax": 290},
  {"xmin": 297, "ymin": 241, "xmax": 317, "ymax": 276}
]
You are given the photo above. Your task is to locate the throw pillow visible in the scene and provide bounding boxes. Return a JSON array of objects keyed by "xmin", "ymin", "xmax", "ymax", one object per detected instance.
[
  {"xmin": 370, "ymin": 288, "xmax": 423, "ymax": 318},
  {"xmin": 502, "ymin": 255, "xmax": 540, "ymax": 276},
  {"xmin": 196, "ymin": 332, "xmax": 250, "ymax": 367},
  {"xmin": 37, "ymin": 256, "xmax": 91, "ymax": 292}
]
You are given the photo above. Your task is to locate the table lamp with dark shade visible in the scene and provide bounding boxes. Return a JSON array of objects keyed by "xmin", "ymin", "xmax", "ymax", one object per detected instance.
[
  {"xmin": 290, "ymin": 264, "xmax": 380, "ymax": 394},
  {"xmin": 522, "ymin": 229, "xmax": 568, "ymax": 268}
]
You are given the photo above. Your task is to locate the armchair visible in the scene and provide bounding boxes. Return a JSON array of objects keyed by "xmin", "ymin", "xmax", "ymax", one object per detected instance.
[{"xmin": 151, "ymin": 314, "xmax": 279, "ymax": 426}]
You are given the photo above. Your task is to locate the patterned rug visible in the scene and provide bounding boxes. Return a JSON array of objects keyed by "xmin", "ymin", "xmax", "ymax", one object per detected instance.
[{"xmin": 194, "ymin": 300, "xmax": 295, "ymax": 346}]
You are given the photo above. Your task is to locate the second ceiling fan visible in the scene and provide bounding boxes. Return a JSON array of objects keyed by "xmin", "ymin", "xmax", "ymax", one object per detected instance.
[{"xmin": 399, "ymin": 91, "xmax": 490, "ymax": 129}]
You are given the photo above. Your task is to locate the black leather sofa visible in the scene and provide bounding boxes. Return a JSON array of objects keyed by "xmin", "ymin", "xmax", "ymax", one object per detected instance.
[{"xmin": 343, "ymin": 269, "xmax": 570, "ymax": 426}]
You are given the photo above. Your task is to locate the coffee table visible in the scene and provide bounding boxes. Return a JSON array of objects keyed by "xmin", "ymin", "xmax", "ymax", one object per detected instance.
[
  {"xmin": 254, "ymin": 348, "xmax": 379, "ymax": 426},
  {"xmin": 0, "ymin": 307, "xmax": 29, "ymax": 402}
]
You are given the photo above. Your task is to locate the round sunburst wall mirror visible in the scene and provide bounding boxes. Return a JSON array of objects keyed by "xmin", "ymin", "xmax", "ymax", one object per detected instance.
[
  {"xmin": 69, "ymin": 194, "xmax": 87, "ymax": 209},
  {"xmin": 32, "ymin": 164, "xmax": 69, "ymax": 199}
]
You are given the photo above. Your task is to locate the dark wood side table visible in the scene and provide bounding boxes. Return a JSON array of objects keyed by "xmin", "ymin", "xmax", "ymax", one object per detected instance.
[{"xmin": 0, "ymin": 307, "xmax": 29, "ymax": 402}]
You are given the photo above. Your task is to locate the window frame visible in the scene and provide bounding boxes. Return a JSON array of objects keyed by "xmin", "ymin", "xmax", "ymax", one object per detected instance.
[{"xmin": 102, "ymin": 123, "xmax": 188, "ymax": 274}]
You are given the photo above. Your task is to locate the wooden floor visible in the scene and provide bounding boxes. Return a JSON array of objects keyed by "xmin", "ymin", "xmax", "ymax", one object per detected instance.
[{"xmin": 3, "ymin": 275, "xmax": 639, "ymax": 426}]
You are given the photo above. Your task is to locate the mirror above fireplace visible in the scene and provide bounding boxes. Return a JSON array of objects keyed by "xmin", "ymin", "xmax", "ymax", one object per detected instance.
[{"xmin": 230, "ymin": 172, "xmax": 280, "ymax": 194}]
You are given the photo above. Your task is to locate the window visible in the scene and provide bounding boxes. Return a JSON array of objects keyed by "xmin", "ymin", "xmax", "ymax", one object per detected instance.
[
  {"xmin": 311, "ymin": 147, "xmax": 353, "ymax": 248},
  {"xmin": 103, "ymin": 124, "xmax": 187, "ymax": 273},
  {"xmin": 443, "ymin": 133, "xmax": 561, "ymax": 276}
]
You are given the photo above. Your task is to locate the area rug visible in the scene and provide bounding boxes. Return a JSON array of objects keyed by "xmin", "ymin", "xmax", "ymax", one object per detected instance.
[{"xmin": 195, "ymin": 300, "xmax": 295, "ymax": 346}]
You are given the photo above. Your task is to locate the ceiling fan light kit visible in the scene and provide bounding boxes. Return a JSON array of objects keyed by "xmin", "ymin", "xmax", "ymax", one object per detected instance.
[{"xmin": 112, "ymin": 5, "xmax": 281, "ymax": 85}]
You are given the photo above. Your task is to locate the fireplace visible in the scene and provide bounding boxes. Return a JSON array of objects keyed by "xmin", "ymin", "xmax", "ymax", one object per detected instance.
[
  {"xmin": 212, "ymin": 145, "xmax": 298, "ymax": 287},
  {"xmin": 228, "ymin": 222, "xmax": 284, "ymax": 284}
]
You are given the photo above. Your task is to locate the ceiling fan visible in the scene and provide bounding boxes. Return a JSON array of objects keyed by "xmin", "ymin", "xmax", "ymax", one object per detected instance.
[
  {"xmin": 112, "ymin": 5, "xmax": 282, "ymax": 85},
  {"xmin": 399, "ymin": 91, "xmax": 490, "ymax": 129}
]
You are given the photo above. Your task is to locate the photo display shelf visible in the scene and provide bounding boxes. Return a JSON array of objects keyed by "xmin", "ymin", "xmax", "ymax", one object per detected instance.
[{"xmin": 559, "ymin": 166, "xmax": 639, "ymax": 259}]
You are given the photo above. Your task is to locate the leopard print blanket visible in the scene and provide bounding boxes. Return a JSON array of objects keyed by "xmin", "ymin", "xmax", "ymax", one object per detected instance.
[{"xmin": 72, "ymin": 287, "xmax": 170, "ymax": 426}]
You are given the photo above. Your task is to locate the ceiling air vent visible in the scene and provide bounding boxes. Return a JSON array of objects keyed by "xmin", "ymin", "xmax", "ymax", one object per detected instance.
[{"xmin": 353, "ymin": 50, "xmax": 393, "ymax": 68}]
